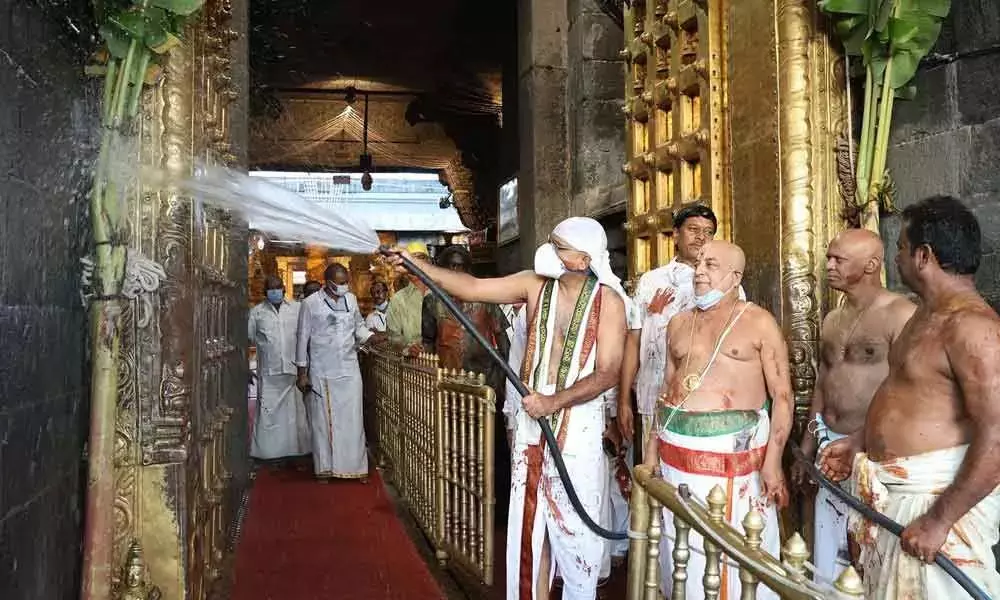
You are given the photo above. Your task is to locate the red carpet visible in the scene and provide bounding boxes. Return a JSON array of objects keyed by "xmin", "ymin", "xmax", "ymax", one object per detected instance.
[{"xmin": 231, "ymin": 468, "xmax": 446, "ymax": 600}]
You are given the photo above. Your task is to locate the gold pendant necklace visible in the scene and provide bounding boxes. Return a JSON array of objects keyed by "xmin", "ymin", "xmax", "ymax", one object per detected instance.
[
  {"xmin": 680, "ymin": 300, "xmax": 740, "ymax": 393},
  {"xmin": 681, "ymin": 372, "xmax": 702, "ymax": 393}
]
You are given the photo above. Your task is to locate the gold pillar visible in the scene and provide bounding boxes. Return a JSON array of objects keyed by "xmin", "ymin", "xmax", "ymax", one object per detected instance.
[{"xmin": 111, "ymin": 2, "xmax": 249, "ymax": 599}]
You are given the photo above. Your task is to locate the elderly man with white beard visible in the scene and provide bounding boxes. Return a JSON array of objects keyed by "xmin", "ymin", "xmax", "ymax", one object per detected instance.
[{"xmin": 386, "ymin": 217, "xmax": 627, "ymax": 600}]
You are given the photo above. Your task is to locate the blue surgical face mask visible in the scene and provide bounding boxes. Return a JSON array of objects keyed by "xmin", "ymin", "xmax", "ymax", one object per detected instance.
[
  {"xmin": 693, "ymin": 289, "xmax": 726, "ymax": 310},
  {"xmin": 266, "ymin": 289, "xmax": 284, "ymax": 304},
  {"xmin": 376, "ymin": 301, "xmax": 388, "ymax": 311},
  {"xmin": 693, "ymin": 273, "xmax": 736, "ymax": 310}
]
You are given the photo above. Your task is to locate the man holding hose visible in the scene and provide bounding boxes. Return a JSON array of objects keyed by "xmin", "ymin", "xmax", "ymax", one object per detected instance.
[
  {"xmin": 386, "ymin": 217, "xmax": 627, "ymax": 600},
  {"xmin": 820, "ymin": 196, "xmax": 1000, "ymax": 599}
]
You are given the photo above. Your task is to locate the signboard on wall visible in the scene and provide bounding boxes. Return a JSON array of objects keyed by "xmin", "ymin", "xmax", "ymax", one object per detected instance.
[{"xmin": 498, "ymin": 176, "xmax": 519, "ymax": 245}]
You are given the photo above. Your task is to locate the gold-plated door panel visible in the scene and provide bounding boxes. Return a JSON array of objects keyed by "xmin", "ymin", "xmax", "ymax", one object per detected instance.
[{"xmin": 112, "ymin": 1, "xmax": 248, "ymax": 598}]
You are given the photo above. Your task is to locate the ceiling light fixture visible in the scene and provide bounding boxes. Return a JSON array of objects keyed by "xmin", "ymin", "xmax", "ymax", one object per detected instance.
[{"xmin": 359, "ymin": 92, "xmax": 374, "ymax": 190}]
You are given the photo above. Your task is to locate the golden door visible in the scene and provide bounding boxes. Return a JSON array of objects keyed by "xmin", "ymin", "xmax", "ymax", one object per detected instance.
[{"xmin": 622, "ymin": 0, "xmax": 848, "ymax": 423}]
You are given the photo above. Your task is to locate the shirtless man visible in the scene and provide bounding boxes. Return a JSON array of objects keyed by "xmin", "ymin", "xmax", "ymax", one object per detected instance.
[
  {"xmin": 791, "ymin": 229, "xmax": 916, "ymax": 582},
  {"xmin": 820, "ymin": 195, "xmax": 1000, "ymax": 599},
  {"xmin": 387, "ymin": 216, "xmax": 627, "ymax": 600},
  {"xmin": 642, "ymin": 240, "xmax": 792, "ymax": 600}
]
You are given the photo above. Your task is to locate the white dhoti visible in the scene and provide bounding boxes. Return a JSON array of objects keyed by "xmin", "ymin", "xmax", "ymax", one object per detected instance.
[
  {"xmin": 507, "ymin": 384, "xmax": 608, "ymax": 600},
  {"xmin": 308, "ymin": 370, "xmax": 368, "ymax": 478},
  {"xmin": 657, "ymin": 407, "xmax": 780, "ymax": 600},
  {"xmin": 850, "ymin": 445, "xmax": 1000, "ymax": 600},
  {"xmin": 251, "ymin": 373, "xmax": 310, "ymax": 460},
  {"xmin": 811, "ymin": 414, "xmax": 851, "ymax": 583}
]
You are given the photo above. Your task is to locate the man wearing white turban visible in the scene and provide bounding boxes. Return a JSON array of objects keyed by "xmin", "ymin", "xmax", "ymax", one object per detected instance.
[{"xmin": 387, "ymin": 217, "xmax": 627, "ymax": 600}]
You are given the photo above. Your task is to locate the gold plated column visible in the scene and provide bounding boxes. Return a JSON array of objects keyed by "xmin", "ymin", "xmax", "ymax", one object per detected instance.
[{"xmin": 109, "ymin": 2, "xmax": 249, "ymax": 599}]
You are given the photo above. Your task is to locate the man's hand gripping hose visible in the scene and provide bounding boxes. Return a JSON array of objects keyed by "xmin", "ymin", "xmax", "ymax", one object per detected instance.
[
  {"xmin": 790, "ymin": 442, "xmax": 991, "ymax": 600},
  {"xmin": 380, "ymin": 246, "xmax": 627, "ymax": 540}
]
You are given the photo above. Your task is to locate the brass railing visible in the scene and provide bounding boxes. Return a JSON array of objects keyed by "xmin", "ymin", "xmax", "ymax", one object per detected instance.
[
  {"xmin": 362, "ymin": 349, "xmax": 496, "ymax": 585},
  {"xmin": 627, "ymin": 465, "xmax": 865, "ymax": 599}
]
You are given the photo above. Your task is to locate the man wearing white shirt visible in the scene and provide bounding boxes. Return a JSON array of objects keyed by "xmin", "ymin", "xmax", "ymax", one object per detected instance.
[
  {"xmin": 248, "ymin": 275, "xmax": 310, "ymax": 462},
  {"xmin": 365, "ymin": 280, "xmax": 389, "ymax": 333},
  {"xmin": 618, "ymin": 205, "xmax": 746, "ymax": 454},
  {"xmin": 296, "ymin": 264, "xmax": 385, "ymax": 482}
]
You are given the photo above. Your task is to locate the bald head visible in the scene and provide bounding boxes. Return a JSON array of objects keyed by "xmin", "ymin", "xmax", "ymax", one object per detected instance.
[
  {"xmin": 702, "ymin": 240, "xmax": 746, "ymax": 273},
  {"xmin": 833, "ymin": 228, "xmax": 884, "ymax": 261},
  {"xmin": 826, "ymin": 229, "xmax": 884, "ymax": 291}
]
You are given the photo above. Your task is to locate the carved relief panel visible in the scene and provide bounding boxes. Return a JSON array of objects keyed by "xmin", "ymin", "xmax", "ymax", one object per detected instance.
[
  {"xmin": 113, "ymin": 1, "xmax": 248, "ymax": 599},
  {"xmin": 622, "ymin": 0, "xmax": 730, "ymax": 284}
]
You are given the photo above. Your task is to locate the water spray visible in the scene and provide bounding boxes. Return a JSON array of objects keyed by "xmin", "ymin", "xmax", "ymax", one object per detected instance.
[
  {"xmin": 164, "ymin": 166, "xmax": 626, "ymax": 539},
  {"xmin": 381, "ymin": 247, "xmax": 628, "ymax": 541}
]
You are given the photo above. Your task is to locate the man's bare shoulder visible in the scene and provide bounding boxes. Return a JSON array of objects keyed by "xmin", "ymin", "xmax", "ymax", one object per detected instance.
[
  {"xmin": 943, "ymin": 302, "xmax": 1000, "ymax": 345},
  {"xmin": 744, "ymin": 302, "xmax": 782, "ymax": 332},
  {"xmin": 820, "ymin": 306, "xmax": 842, "ymax": 334},
  {"xmin": 598, "ymin": 285, "xmax": 626, "ymax": 310},
  {"xmin": 667, "ymin": 308, "xmax": 694, "ymax": 336},
  {"xmin": 510, "ymin": 270, "xmax": 546, "ymax": 294},
  {"xmin": 878, "ymin": 289, "xmax": 918, "ymax": 316}
]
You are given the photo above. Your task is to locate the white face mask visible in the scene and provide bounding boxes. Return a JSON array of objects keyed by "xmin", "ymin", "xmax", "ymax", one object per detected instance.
[
  {"xmin": 694, "ymin": 273, "xmax": 737, "ymax": 310},
  {"xmin": 533, "ymin": 243, "xmax": 566, "ymax": 280},
  {"xmin": 327, "ymin": 283, "xmax": 349, "ymax": 297},
  {"xmin": 376, "ymin": 301, "xmax": 388, "ymax": 311}
]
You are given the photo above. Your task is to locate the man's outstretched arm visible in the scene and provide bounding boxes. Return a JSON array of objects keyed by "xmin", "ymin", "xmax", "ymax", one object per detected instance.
[{"xmin": 386, "ymin": 249, "xmax": 536, "ymax": 306}]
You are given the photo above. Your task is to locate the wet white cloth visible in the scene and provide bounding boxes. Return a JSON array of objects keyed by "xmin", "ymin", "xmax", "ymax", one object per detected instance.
[
  {"xmin": 850, "ymin": 446, "xmax": 1000, "ymax": 600},
  {"xmin": 506, "ymin": 280, "xmax": 607, "ymax": 600},
  {"xmin": 811, "ymin": 413, "xmax": 851, "ymax": 584},
  {"xmin": 503, "ymin": 308, "xmax": 528, "ymax": 432},
  {"xmin": 656, "ymin": 409, "xmax": 779, "ymax": 600},
  {"xmin": 296, "ymin": 291, "xmax": 373, "ymax": 477},
  {"xmin": 249, "ymin": 300, "xmax": 310, "ymax": 459}
]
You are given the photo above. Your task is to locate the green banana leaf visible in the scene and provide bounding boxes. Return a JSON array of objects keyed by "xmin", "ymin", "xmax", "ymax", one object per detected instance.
[{"xmin": 820, "ymin": 0, "xmax": 951, "ymax": 91}]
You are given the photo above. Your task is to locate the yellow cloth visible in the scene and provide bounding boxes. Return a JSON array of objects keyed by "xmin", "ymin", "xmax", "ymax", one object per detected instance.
[
  {"xmin": 385, "ymin": 284, "xmax": 425, "ymax": 347},
  {"xmin": 405, "ymin": 241, "xmax": 428, "ymax": 256}
]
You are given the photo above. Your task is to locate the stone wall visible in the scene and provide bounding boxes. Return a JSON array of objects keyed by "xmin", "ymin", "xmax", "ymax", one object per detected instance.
[
  {"xmin": 0, "ymin": 2, "xmax": 98, "ymax": 598},
  {"xmin": 881, "ymin": 2, "xmax": 1000, "ymax": 310},
  {"xmin": 567, "ymin": 0, "xmax": 626, "ymax": 218},
  {"xmin": 506, "ymin": 0, "xmax": 626, "ymax": 273}
]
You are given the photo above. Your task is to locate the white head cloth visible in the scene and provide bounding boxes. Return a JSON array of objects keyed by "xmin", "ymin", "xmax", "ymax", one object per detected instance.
[{"xmin": 551, "ymin": 217, "xmax": 629, "ymax": 304}]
